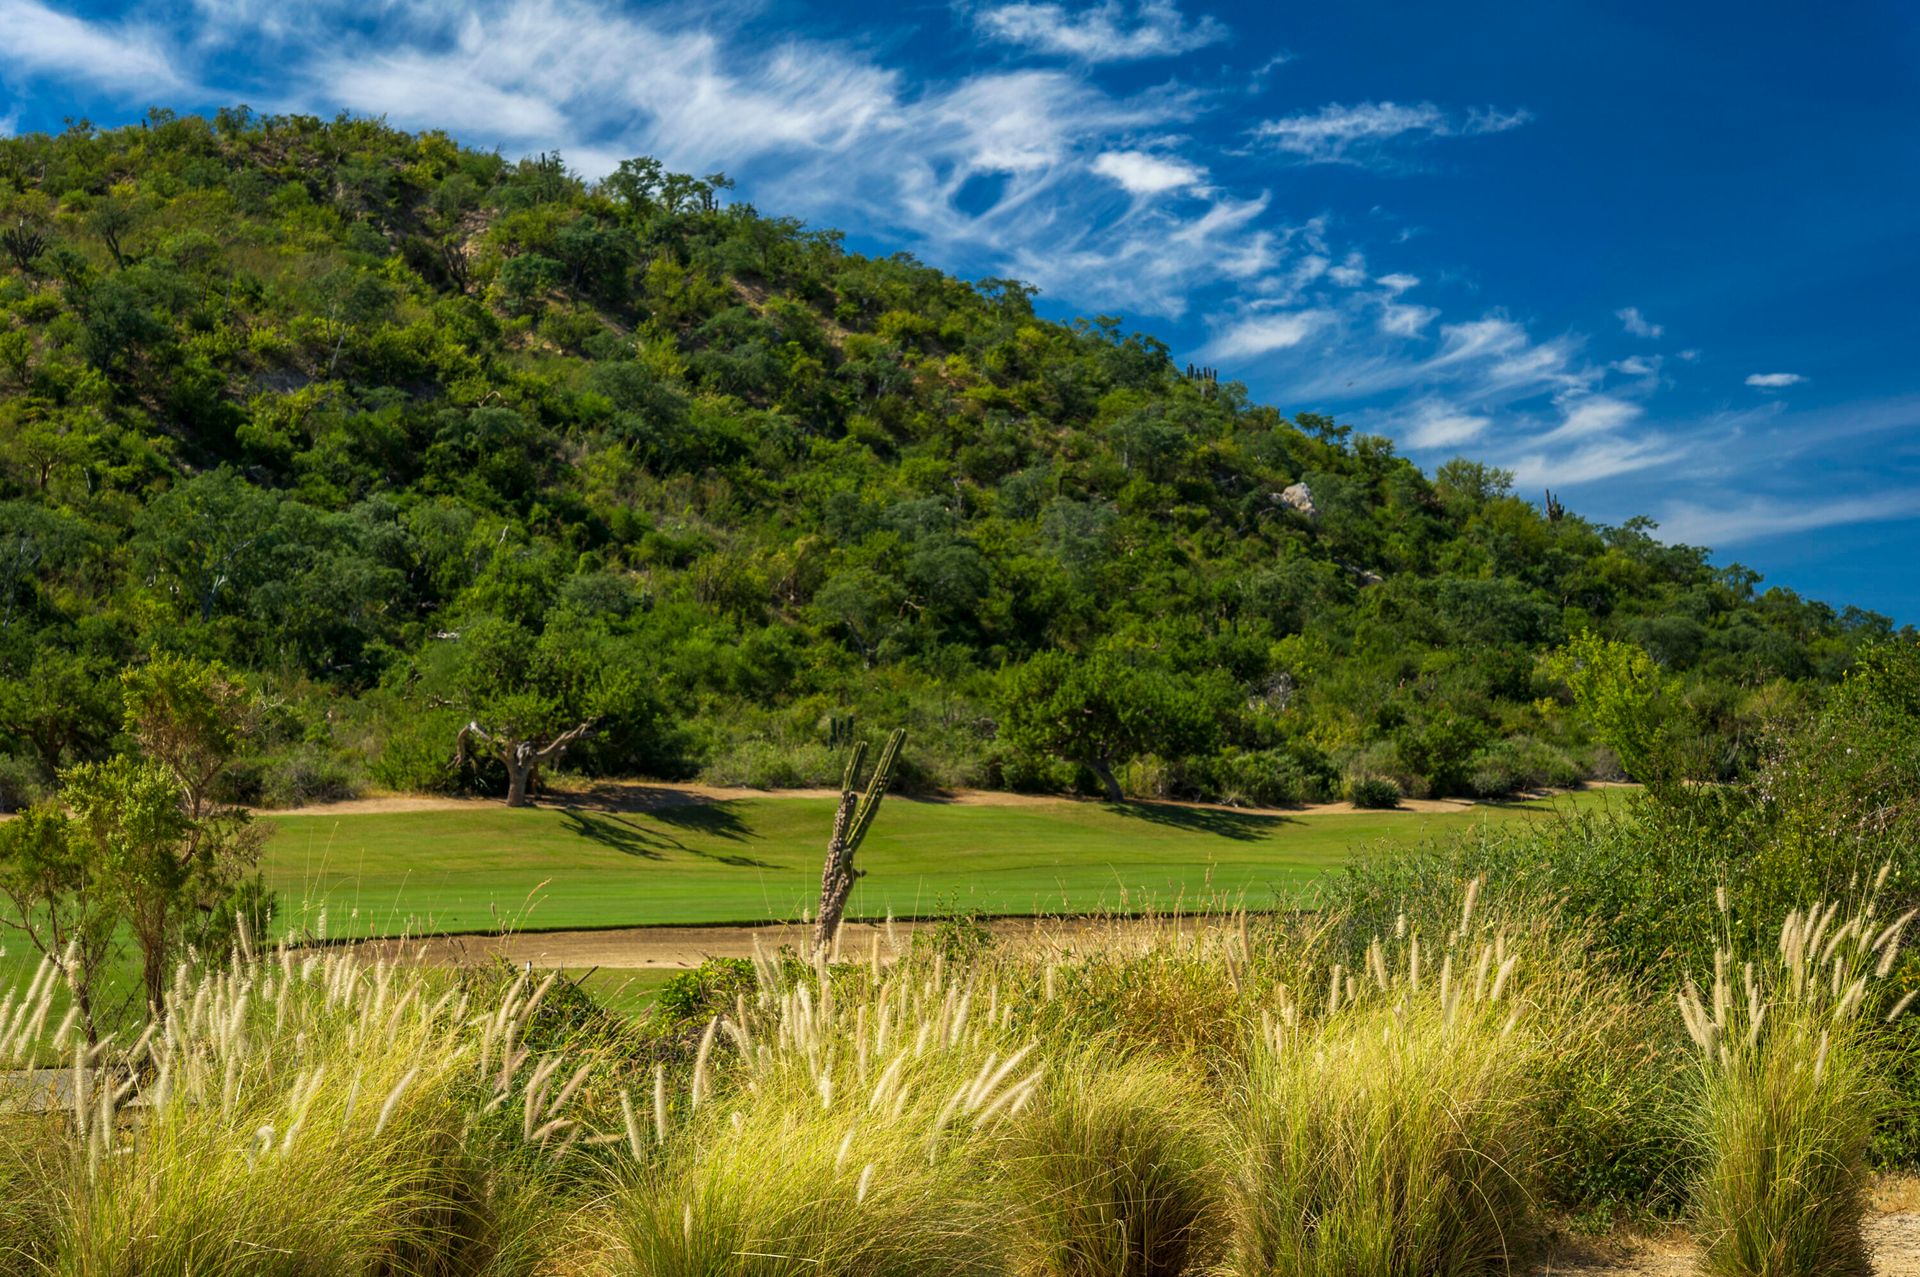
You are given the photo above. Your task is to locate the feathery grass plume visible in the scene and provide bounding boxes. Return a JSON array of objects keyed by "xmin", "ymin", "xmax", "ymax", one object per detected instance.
[
  {"xmin": 1680, "ymin": 883, "xmax": 1913, "ymax": 1277},
  {"xmin": 610, "ymin": 950, "xmax": 1029, "ymax": 1275},
  {"xmin": 1003, "ymin": 1048, "xmax": 1226, "ymax": 1277},
  {"xmin": 8, "ymin": 944, "xmax": 569, "ymax": 1276},
  {"xmin": 1231, "ymin": 887, "xmax": 1545, "ymax": 1277}
]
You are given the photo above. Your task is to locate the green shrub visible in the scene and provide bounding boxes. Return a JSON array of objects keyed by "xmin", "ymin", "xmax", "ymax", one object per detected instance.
[
  {"xmin": 697, "ymin": 738, "xmax": 841, "ymax": 789},
  {"xmin": 0, "ymin": 752, "xmax": 49, "ymax": 813},
  {"xmin": 1196, "ymin": 746, "xmax": 1337, "ymax": 807},
  {"xmin": 1466, "ymin": 735, "xmax": 1585, "ymax": 798},
  {"xmin": 1346, "ymin": 775, "xmax": 1400, "ymax": 809},
  {"xmin": 369, "ymin": 708, "xmax": 465, "ymax": 794},
  {"xmin": 653, "ymin": 957, "xmax": 757, "ymax": 1027},
  {"xmin": 239, "ymin": 743, "xmax": 361, "ymax": 807}
]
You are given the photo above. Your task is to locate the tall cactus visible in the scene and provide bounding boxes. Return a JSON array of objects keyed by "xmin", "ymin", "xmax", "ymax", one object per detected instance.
[{"xmin": 811, "ymin": 728, "xmax": 906, "ymax": 957}]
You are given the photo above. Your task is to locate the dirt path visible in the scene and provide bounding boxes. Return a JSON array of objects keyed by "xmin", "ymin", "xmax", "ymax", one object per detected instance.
[
  {"xmin": 1527, "ymin": 1194, "xmax": 1920, "ymax": 1275},
  {"xmin": 263, "ymin": 779, "xmax": 1630, "ymax": 820},
  {"xmin": 352, "ymin": 914, "xmax": 1222, "ymax": 970}
]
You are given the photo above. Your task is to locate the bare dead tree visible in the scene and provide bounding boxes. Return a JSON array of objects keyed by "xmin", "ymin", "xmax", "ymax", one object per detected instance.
[
  {"xmin": 811, "ymin": 728, "xmax": 906, "ymax": 958},
  {"xmin": 454, "ymin": 717, "xmax": 597, "ymax": 808}
]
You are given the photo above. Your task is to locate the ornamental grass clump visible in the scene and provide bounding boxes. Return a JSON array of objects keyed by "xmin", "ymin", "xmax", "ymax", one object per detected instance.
[
  {"xmin": 1003, "ymin": 1049, "xmax": 1227, "ymax": 1277},
  {"xmin": 1, "ymin": 946, "xmax": 591, "ymax": 1276},
  {"xmin": 1231, "ymin": 884, "xmax": 1546, "ymax": 1277},
  {"xmin": 1680, "ymin": 884, "xmax": 1916, "ymax": 1277},
  {"xmin": 611, "ymin": 949, "xmax": 1034, "ymax": 1277}
]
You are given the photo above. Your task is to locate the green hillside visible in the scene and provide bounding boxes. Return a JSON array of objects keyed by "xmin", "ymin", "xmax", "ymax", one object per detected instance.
[{"xmin": 0, "ymin": 109, "xmax": 1903, "ymax": 809}]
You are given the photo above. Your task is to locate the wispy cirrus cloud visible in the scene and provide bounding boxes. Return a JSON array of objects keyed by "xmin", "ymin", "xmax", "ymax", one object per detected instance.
[
  {"xmin": 1251, "ymin": 100, "xmax": 1530, "ymax": 167},
  {"xmin": 1403, "ymin": 402, "xmax": 1491, "ymax": 449},
  {"xmin": 0, "ymin": 0, "xmax": 187, "ymax": 93},
  {"xmin": 1658, "ymin": 489, "xmax": 1920, "ymax": 547},
  {"xmin": 973, "ymin": 0, "xmax": 1227, "ymax": 62}
]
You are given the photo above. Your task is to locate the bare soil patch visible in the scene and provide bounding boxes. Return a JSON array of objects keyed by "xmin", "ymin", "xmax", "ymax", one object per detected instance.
[{"xmin": 1528, "ymin": 1205, "xmax": 1920, "ymax": 1275}]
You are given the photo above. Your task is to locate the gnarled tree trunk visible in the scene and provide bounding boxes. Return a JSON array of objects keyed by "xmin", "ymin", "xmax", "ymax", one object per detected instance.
[{"xmin": 456, "ymin": 719, "xmax": 596, "ymax": 808}]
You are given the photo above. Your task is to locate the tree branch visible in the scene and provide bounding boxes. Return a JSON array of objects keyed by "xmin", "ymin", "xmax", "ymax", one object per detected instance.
[{"xmin": 531, "ymin": 718, "xmax": 597, "ymax": 763}]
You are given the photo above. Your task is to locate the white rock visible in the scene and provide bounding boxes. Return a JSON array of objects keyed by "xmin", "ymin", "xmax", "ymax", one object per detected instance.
[{"xmin": 1277, "ymin": 482, "xmax": 1318, "ymax": 519}]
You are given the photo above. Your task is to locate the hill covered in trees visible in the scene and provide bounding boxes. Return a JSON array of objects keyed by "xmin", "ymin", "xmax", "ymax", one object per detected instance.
[{"xmin": 0, "ymin": 109, "xmax": 1903, "ymax": 809}]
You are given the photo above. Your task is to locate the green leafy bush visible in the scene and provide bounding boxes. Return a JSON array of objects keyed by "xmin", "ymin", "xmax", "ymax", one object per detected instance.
[{"xmin": 1346, "ymin": 775, "xmax": 1401, "ymax": 809}]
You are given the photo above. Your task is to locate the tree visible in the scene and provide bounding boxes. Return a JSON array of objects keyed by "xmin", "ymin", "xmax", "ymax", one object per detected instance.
[
  {"xmin": 134, "ymin": 469, "xmax": 281, "ymax": 625},
  {"xmin": 0, "ymin": 647, "xmax": 120, "ymax": 792},
  {"xmin": 122, "ymin": 654, "xmax": 256, "ymax": 826},
  {"xmin": 448, "ymin": 618, "xmax": 608, "ymax": 807},
  {"xmin": 118, "ymin": 655, "xmax": 268, "ymax": 1007},
  {"xmin": 60, "ymin": 756, "xmax": 193, "ymax": 1016},
  {"xmin": 999, "ymin": 651, "xmax": 1228, "ymax": 802},
  {"xmin": 1543, "ymin": 631, "xmax": 1673, "ymax": 787},
  {"xmin": 0, "ymin": 802, "xmax": 116, "ymax": 1043}
]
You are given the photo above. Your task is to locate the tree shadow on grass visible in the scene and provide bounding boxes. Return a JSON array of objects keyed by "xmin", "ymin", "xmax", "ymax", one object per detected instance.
[
  {"xmin": 650, "ymin": 801, "xmax": 754, "ymax": 843},
  {"xmin": 559, "ymin": 808, "xmax": 776, "ymax": 869},
  {"xmin": 559, "ymin": 811, "xmax": 666, "ymax": 859},
  {"xmin": 1107, "ymin": 801, "xmax": 1296, "ymax": 843}
]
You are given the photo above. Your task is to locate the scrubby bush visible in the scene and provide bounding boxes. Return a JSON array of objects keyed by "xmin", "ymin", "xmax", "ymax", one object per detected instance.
[
  {"xmin": 1465, "ymin": 735, "xmax": 1584, "ymax": 798},
  {"xmin": 370, "ymin": 707, "xmax": 467, "ymax": 794},
  {"xmin": 1194, "ymin": 746, "xmax": 1338, "ymax": 807},
  {"xmin": 1346, "ymin": 775, "xmax": 1401, "ymax": 809},
  {"xmin": 697, "ymin": 737, "xmax": 842, "ymax": 789}
]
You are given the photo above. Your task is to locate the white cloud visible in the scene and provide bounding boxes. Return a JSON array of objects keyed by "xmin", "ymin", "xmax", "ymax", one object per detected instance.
[
  {"xmin": 1375, "ymin": 272, "xmax": 1420, "ymax": 292},
  {"xmin": 1616, "ymin": 306, "xmax": 1663, "ymax": 338},
  {"xmin": 1404, "ymin": 403, "xmax": 1490, "ymax": 449},
  {"xmin": 1248, "ymin": 51, "xmax": 1293, "ymax": 85},
  {"xmin": 1326, "ymin": 251, "xmax": 1367, "ymax": 287},
  {"xmin": 1203, "ymin": 310, "xmax": 1328, "ymax": 359},
  {"xmin": 974, "ymin": 0, "xmax": 1227, "ymax": 62},
  {"xmin": 1090, "ymin": 149, "xmax": 1204, "ymax": 194},
  {"xmin": 1746, "ymin": 372, "xmax": 1807, "ymax": 388},
  {"xmin": 321, "ymin": 51, "xmax": 569, "ymax": 138},
  {"xmin": 1657, "ymin": 489, "xmax": 1920, "ymax": 546},
  {"xmin": 1378, "ymin": 303, "xmax": 1437, "ymax": 337},
  {"xmin": 1508, "ymin": 437, "xmax": 1676, "ymax": 488},
  {"xmin": 1548, "ymin": 394, "xmax": 1641, "ymax": 441},
  {"xmin": 0, "ymin": 0, "xmax": 186, "ymax": 92},
  {"xmin": 1250, "ymin": 307, "xmax": 1592, "ymax": 412},
  {"xmin": 1251, "ymin": 99, "xmax": 1529, "ymax": 166}
]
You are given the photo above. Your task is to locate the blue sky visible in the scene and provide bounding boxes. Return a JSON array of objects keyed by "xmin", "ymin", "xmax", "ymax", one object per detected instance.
[{"xmin": 3, "ymin": 0, "xmax": 1917, "ymax": 620}]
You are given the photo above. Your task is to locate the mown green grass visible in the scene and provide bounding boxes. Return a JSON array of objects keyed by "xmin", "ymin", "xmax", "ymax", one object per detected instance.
[{"xmin": 259, "ymin": 790, "xmax": 1622, "ymax": 940}]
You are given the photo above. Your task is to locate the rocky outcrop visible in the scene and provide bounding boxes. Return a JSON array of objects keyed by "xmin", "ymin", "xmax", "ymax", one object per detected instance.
[{"xmin": 1277, "ymin": 482, "xmax": 1318, "ymax": 519}]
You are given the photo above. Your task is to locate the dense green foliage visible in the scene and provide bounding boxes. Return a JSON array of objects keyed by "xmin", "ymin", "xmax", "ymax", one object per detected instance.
[{"xmin": 0, "ymin": 110, "xmax": 1905, "ymax": 807}]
